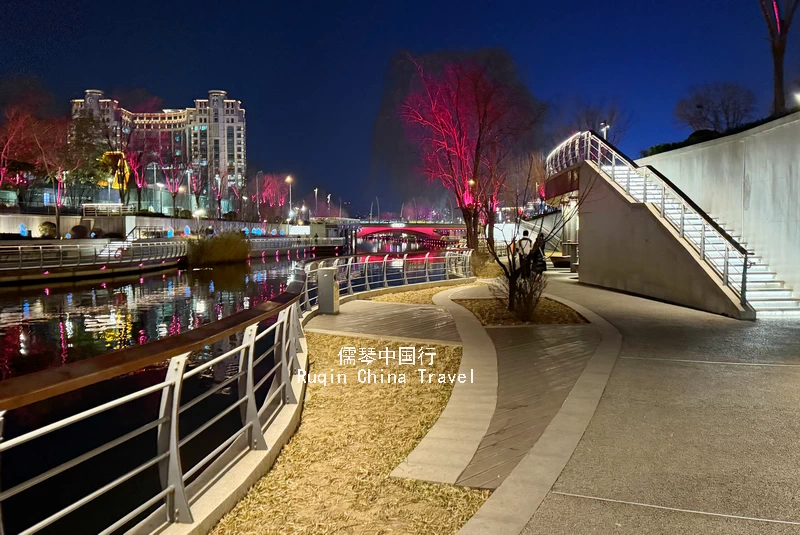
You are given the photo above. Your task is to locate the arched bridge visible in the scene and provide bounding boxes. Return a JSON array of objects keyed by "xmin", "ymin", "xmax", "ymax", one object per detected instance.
[{"xmin": 358, "ymin": 222, "xmax": 466, "ymax": 240}]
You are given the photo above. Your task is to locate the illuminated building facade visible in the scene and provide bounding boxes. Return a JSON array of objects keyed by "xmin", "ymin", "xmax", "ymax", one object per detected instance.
[{"xmin": 71, "ymin": 89, "xmax": 246, "ymax": 211}]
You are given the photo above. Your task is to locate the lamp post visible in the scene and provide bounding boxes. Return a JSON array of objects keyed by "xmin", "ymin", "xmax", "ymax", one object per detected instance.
[
  {"xmin": 375, "ymin": 196, "xmax": 380, "ymax": 223},
  {"xmin": 600, "ymin": 121, "xmax": 610, "ymax": 140},
  {"xmin": 285, "ymin": 175, "xmax": 293, "ymax": 222},
  {"xmin": 314, "ymin": 187, "xmax": 318, "ymax": 216}
]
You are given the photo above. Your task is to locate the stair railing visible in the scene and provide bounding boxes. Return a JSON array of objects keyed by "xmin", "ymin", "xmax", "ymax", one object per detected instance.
[{"xmin": 545, "ymin": 131, "xmax": 751, "ymax": 309}]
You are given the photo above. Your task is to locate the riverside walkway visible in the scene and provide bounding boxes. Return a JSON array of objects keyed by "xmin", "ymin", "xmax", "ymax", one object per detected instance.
[{"xmin": 307, "ymin": 271, "xmax": 800, "ymax": 534}]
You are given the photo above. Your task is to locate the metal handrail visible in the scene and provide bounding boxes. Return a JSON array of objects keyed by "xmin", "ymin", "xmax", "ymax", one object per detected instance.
[
  {"xmin": 0, "ymin": 250, "xmax": 473, "ymax": 534},
  {"xmin": 0, "ymin": 240, "xmax": 187, "ymax": 272},
  {"xmin": 545, "ymin": 131, "xmax": 750, "ymax": 308},
  {"xmin": 300, "ymin": 250, "xmax": 474, "ymax": 309}
]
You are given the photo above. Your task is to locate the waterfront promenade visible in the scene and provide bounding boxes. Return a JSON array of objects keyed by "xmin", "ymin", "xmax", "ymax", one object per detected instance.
[{"xmin": 303, "ymin": 271, "xmax": 800, "ymax": 533}]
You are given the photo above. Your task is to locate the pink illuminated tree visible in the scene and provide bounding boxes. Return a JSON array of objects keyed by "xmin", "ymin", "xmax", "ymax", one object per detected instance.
[
  {"xmin": 401, "ymin": 56, "xmax": 538, "ymax": 248},
  {"xmin": 759, "ymin": 0, "xmax": 800, "ymax": 114},
  {"xmin": 247, "ymin": 172, "xmax": 288, "ymax": 222},
  {"xmin": 188, "ymin": 164, "xmax": 206, "ymax": 212},
  {"xmin": 157, "ymin": 132, "xmax": 186, "ymax": 216},
  {"xmin": 31, "ymin": 117, "xmax": 81, "ymax": 236},
  {"xmin": 0, "ymin": 108, "xmax": 34, "ymax": 190},
  {"xmin": 211, "ymin": 167, "xmax": 232, "ymax": 218}
]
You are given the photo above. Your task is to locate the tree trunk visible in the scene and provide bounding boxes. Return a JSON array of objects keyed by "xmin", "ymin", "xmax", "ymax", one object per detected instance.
[
  {"xmin": 507, "ymin": 272, "xmax": 518, "ymax": 311},
  {"xmin": 173, "ymin": 193, "xmax": 179, "ymax": 217},
  {"xmin": 136, "ymin": 187, "xmax": 142, "ymax": 212},
  {"xmin": 772, "ymin": 40, "xmax": 787, "ymax": 115},
  {"xmin": 461, "ymin": 207, "xmax": 479, "ymax": 249},
  {"xmin": 55, "ymin": 203, "xmax": 61, "ymax": 238}
]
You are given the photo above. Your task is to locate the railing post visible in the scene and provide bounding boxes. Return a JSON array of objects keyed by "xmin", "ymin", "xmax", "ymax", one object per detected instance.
[
  {"xmin": 741, "ymin": 251, "xmax": 748, "ymax": 307},
  {"xmin": 660, "ymin": 186, "xmax": 666, "ymax": 217},
  {"xmin": 39, "ymin": 245, "xmax": 43, "ymax": 268},
  {"xmin": 679, "ymin": 204, "xmax": 685, "ymax": 238},
  {"xmin": 642, "ymin": 171, "xmax": 648, "ymax": 203},
  {"xmin": 238, "ymin": 324, "xmax": 268, "ymax": 450},
  {"xmin": 723, "ymin": 245, "xmax": 730, "ymax": 286},
  {"xmin": 402, "ymin": 254, "xmax": 408, "ymax": 285},
  {"xmin": 700, "ymin": 223, "xmax": 706, "ymax": 261},
  {"xmin": 347, "ymin": 257, "xmax": 354, "ymax": 294},
  {"xmin": 364, "ymin": 255, "xmax": 371, "ymax": 291},
  {"xmin": 424, "ymin": 252, "xmax": 430, "ymax": 282},
  {"xmin": 444, "ymin": 251, "xmax": 452, "ymax": 280},
  {"xmin": 467, "ymin": 249, "xmax": 474, "ymax": 277},
  {"xmin": 383, "ymin": 254, "xmax": 389, "ymax": 288},
  {"xmin": 279, "ymin": 306, "xmax": 298, "ymax": 405},
  {"xmin": 0, "ymin": 409, "xmax": 5, "ymax": 535},
  {"xmin": 157, "ymin": 353, "xmax": 193, "ymax": 524}
]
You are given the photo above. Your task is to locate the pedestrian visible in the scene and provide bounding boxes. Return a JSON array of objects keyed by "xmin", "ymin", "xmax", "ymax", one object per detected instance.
[
  {"xmin": 532, "ymin": 232, "xmax": 547, "ymax": 274},
  {"xmin": 518, "ymin": 230, "xmax": 533, "ymax": 278}
]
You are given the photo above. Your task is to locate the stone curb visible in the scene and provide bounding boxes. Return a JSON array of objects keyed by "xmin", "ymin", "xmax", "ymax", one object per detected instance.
[{"xmin": 390, "ymin": 286, "xmax": 499, "ymax": 484}]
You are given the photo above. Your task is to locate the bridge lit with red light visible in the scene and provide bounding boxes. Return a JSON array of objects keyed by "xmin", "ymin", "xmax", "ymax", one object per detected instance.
[{"xmin": 357, "ymin": 222, "xmax": 467, "ymax": 240}]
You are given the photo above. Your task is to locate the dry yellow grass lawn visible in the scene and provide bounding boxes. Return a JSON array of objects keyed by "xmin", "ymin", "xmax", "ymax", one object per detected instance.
[
  {"xmin": 452, "ymin": 297, "xmax": 587, "ymax": 326},
  {"xmin": 369, "ymin": 283, "xmax": 472, "ymax": 305},
  {"xmin": 211, "ymin": 332, "xmax": 489, "ymax": 535}
]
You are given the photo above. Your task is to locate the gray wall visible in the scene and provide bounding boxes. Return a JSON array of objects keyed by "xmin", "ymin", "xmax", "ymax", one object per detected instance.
[
  {"xmin": 578, "ymin": 166, "xmax": 748, "ymax": 318},
  {"xmin": 637, "ymin": 112, "xmax": 800, "ymax": 293}
]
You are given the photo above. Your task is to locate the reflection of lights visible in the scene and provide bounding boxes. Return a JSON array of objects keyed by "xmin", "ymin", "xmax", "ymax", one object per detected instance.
[
  {"xmin": 157, "ymin": 323, "xmax": 168, "ymax": 338},
  {"xmin": 19, "ymin": 330, "xmax": 27, "ymax": 355},
  {"xmin": 243, "ymin": 297, "xmax": 250, "ymax": 310},
  {"xmin": 195, "ymin": 300, "xmax": 207, "ymax": 315},
  {"xmin": 209, "ymin": 281, "xmax": 215, "ymax": 293}
]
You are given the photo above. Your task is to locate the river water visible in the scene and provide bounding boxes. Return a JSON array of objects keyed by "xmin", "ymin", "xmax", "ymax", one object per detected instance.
[
  {"xmin": 0, "ymin": 261, "xmax": 295, "ymax": 381},
  {"xmin": 0, "ymin": 235, "xmax": 431, "ymax": 382}
]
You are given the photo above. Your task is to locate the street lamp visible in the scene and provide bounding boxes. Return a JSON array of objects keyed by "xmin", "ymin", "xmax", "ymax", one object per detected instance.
[
  {"xmin": 313, "ymin": 188, "xmax": 318, "ymax": 216},
  {"xmin": 600, "ymin": 121, "xmax": 610, "ymax": 140},
  {"xmin": 794, "ymin": 93, "xmax": 800, "ymax": 106},
  {"xmin": 285, "ymin": 175, "xmax": 293, "ymax": 220}
]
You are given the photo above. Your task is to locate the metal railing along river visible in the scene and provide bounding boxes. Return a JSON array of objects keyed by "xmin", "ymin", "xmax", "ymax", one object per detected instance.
[
  {"xmin": 0, "ymin": 241, "xmax": 186, "ymax": 272},
  {"xmin": 0, "ymin": 249, "xmax": 473, "ymax": 535}
]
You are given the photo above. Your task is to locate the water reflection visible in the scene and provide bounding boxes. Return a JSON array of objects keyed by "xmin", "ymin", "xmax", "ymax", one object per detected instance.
[{"xmin": 0, "ymin": 260, "xmax": 294, "ymax": 381}]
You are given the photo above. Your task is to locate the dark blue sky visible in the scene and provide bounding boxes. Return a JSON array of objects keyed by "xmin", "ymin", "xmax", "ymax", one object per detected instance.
[{"xmin": 1, "ymin": 0, "xmax": 796, "ymax": 212}]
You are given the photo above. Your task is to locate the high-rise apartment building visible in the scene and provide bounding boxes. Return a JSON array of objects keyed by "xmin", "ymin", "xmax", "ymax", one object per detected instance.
[{"xmin": 71, "ymin": 89, "xmax": 246, "ymax": 192}]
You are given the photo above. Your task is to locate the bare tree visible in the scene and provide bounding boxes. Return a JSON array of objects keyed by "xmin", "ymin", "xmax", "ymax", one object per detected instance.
[
  {"xmin": 759, "ymin": 0, "xmax": 800, "ymax": 114},
  {"xmin": 572, "ymin": 100, "xmax": 632, "ymax": 144},
  {"xmin": 674, "ymin": 82, "xmax": 756, "ymax": 132}
]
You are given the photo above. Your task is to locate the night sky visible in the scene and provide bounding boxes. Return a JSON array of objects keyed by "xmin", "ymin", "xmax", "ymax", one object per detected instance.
[{"xmin": 1, "ymin": 0, "xmax": 796, "ymax": 213}]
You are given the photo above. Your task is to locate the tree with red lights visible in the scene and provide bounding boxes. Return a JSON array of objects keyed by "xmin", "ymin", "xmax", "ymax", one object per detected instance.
[
  {"xmin": 0, "ymin": 107, "xmax": 34, "ymax": 190},
  {"xmin": 211, "ymin": 167, "xmax": 231, "ymax": 218},
  {"xmin": 188, "ymin": 163, "xmax": 206, "ymax": 213},
  {"xmin": 31, "ymin": 116, "xmax": 81, "ymax": 236},
  {"xmin": 247, "ymin": 172, "xmax": 288, "ymax": 222},
  {"xmin": 156, "ymin": 132, "xmax": 186, "ymax": 217},
  {"xmin": 401, "ymin": 56, "xmax": 539, "ymax": 249},
  {"xmin": 759, "ymin": 0, "xmax": 800, "ymax": 114}
]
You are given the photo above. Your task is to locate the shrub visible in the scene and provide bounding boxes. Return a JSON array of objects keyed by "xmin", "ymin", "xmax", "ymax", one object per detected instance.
[
  {"xmin": 91, "ymin": 228, "xmax": 105, "ymax": 238},
  {"xmin": 39, "ymin": 221, "xmax": 57, "ymax": 239},
  {"xmin": 179, "ymin": 209, "xmax": 193, "ymax": 219},
  {"xmin": 491, "ymin": 272, "xmax": 547, "ymax": 322},
  {"xmin": 70, "ymin": 225, "xmax": 89, "ymax": 239},
  {"xmin": 186, "ymin": 232, "xmax": 250, "ymax": 266},
  {"xmin": 106, "ymin": 232, "xmax": 125, "ymax": 240},
  {"xmin": 223, "ymin": 211, "xmax": 238, "ymax": 221}
]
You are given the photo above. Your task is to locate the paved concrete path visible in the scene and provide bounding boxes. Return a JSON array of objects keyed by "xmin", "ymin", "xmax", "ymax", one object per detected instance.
[
  {"xmin": 521, "ymin": 271, "xmax": 800, "ymax": 535},
  {"xmin": 391, "ymin": 287, "xmax": 499, "ymax": 484},
  {"xmin": 305, "ymin": 299, "xmax": 461, "ymax": 346}
]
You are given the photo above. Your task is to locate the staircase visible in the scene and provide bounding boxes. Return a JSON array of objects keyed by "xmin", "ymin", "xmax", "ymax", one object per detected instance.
[
  {"xmin": 600, "ymin": 165, "xmax": 800, "ymax": 316},
  {"xmin": 544, "ymin": 130, "xmax": 800, "ymax": 318}
]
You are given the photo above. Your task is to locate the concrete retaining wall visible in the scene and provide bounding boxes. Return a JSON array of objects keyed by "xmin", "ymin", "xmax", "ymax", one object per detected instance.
[
  {"xmin": 637, "ymin": 112, "xmax": 800, "ymax": 293},
  {"xmin": 578, "ymin": 165, "xmax": 749, "ymax": 318}
]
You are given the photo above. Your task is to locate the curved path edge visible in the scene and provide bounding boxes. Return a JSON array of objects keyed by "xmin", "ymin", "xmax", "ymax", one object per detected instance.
[
  {"xmin": 390, "ymin": 287, "xmax": 499, "ymax": 484},
  {"xmin": 457, "ymin": 292, "xmax": 622, "ymax": 535}
]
